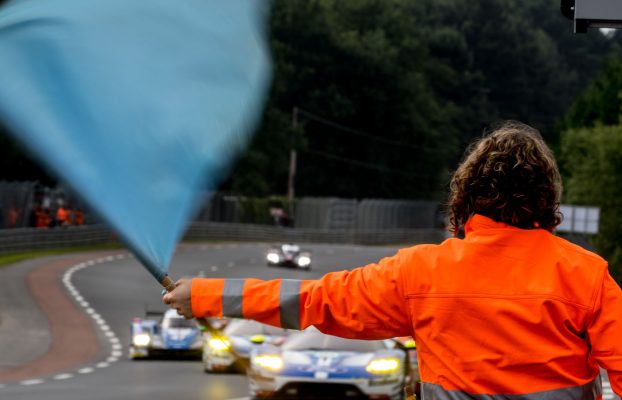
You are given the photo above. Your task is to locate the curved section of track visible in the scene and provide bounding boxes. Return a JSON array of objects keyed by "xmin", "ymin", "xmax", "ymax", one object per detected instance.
[
  {"xmin": 0, "ymin": 253, "xmax": 123, "ymax": 385},
  {"xmin": 0, "ymin": 243, "xmax": 399, "ymax": 400}
]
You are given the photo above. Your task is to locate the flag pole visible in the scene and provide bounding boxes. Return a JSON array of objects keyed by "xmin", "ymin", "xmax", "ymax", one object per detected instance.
[
  {"xmin": 160, "ymin": 275, "xmax": 177, "ymax": 293},
  {"xmin": 159, "ymin": 274, "xmax": 219, "ymax": 336}
]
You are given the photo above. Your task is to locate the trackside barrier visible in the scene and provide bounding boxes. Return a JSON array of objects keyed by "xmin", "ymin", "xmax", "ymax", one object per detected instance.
[
  {"xmin": 0, "ymin": 181, "xmax": 37, "ymax": 228},
  {"xmin": 0, "ymin": 225, "xmax": 116, "ymax": 253},
  {"xmin": 0, "ymin": 223, "xmax": 447, "ymax": 253},
  {"xmin": 184, "ymin": 222, "xmax": 447, "ymax": 245},
  {"xmin": 1, "ymin": 182, "xmax": 442, "ymax": 230},
  {"xmin": 295, "ymin": 197, "xmax": 440, "ymax": 230}
]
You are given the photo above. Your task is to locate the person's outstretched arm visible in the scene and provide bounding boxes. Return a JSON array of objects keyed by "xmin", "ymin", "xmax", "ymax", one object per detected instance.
[
  {"xmin": 163, "ymin": 250, "xmax": 413, "ymax": 339},
  {"xmin": 587, "ymin": 271, "xmax": 622, "ymax": 395}
]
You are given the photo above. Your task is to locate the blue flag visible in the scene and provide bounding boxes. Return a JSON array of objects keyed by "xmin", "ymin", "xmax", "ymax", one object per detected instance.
[{"xmin": 0, "ymin": 0, "xmax": 272, "ymax": 281}]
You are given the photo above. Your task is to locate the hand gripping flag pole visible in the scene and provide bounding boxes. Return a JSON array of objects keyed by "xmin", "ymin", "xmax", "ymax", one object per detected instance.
[
  {"xmin": 159, "ymin": 274, "xmax": 223, "ymax": 339},
  {"xmin": 160, "ymin": 275, "xmax": 177, "ymax": 294}
]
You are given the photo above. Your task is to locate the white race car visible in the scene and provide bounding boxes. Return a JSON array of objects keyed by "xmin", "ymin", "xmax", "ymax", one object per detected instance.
[
  {"xmin": 129, "ymin": 309, "xmax": 202, "ymax": 359},
  {"xmin": 266, "ymin": 244, "xmax": 312, "ymax": 269},
  {"xmin": 248, "ymin": 329, "xmax": 407, "ymax": 399}
]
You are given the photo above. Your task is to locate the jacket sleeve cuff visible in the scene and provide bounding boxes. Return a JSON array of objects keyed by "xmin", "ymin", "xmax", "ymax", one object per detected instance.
[{"xmin": 191, "ymin": 278, "xmax": 225, "ymax": 318}]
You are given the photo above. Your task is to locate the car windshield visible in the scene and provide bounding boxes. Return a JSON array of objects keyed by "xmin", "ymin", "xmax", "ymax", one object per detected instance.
[
  {"xmin": 282, "ymin": 331, "xmax": 386, "ymax": 352},
  {"xmin": 163, "ymin": 317, "xmax": 197, "ymax": 329},
  {"xmin": 282, "ymin": 244, "xmax": 300, "ymax": 252},
  {"xmin": 225, "ymin": 319, "xmax": 287, "ymax": 336}
]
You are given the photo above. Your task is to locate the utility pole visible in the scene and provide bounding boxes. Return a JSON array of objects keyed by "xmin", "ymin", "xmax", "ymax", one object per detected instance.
[{"xmin": 287, "ymin": 107, "xmax": 298, "ymax": 225}]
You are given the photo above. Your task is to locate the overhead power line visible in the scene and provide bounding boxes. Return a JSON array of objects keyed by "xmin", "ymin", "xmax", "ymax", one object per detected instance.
[
  {"xmin": 296, "ymin": 108, "xmax": 455, "ymax": 153},
  {"xmin": 304, "ymin": 148, "xmax": 429, "ymax": 179}
]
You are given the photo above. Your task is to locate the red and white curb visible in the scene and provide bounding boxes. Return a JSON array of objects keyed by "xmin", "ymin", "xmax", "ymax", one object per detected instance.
[{"xmin": 1, "ymin": 254, "xmax": 127, "ymax": 389}]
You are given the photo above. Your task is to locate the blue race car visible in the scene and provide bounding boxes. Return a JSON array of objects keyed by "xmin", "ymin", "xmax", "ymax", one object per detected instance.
[
  {"xmin": 129, "ymin": 309, "xmax": 202, "ymax": 359},
  {"xmin": 203, "ymin": 318, "xmax": 290, "ymax": 373},
  {"xmin": 248, "ymin": 328, "xmax": 407, "ymax": 400}
]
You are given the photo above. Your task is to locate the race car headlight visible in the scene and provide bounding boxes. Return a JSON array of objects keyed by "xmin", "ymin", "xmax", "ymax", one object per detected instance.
[
  {"xmin": 133, "ymin": 333, "xmax": 151, "ymax": 347},
  {"xmin": 403, "ymin": 339, "xmax": 416, "ymax": 349},
  {"xmin": 267, "ymin": 253, "xmax": 280, "ymax": 263},
  {"xmin": 250, "ymin": 334, "xmax": 266, "ymax": 344},
  {"xmin": 366, "ymin": 357, "xmax": 400, "ymax": 374},
  {"xmin": 253, "ymin": 354, "xmax": 284, "ymax": 371},
  {"xmin": 297, "ymin": 256, "xmax": 311, "ymax": 267},
  {"xmin": 208, "ymin": 337, "xmax": 231, "ymax": 351}
]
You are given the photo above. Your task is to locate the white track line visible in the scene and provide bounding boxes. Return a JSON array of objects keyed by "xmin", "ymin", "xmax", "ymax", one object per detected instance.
[
  {"xmin": 0, "ymin": 254, "xmax": 127, "ymax": 389},
  {"xmin": 19, "ymin": 379, "xmax": 44, "ymax": 386},
  {"xmin": 77, "ymin": 368, "xmax": 94, "ymax": 375}
]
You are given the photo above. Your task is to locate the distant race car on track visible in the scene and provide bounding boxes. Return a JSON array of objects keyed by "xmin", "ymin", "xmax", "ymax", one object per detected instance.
[
  {"xmin": 129, "ymin": 309, "xmax": 203, "ymax": 359},
  {"xmin": 203, "ymin": 319, "xmax": 290, "ymax": 373},
  {"xmin": 248, "ymin": 328, "xmax": 408, "ymax": 400},
  {"xmin": 266, "ymin": 244, "xmax": 312, "ymax": 269}
]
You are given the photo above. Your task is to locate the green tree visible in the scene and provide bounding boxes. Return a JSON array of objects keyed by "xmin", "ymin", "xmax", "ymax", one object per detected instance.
[
  {"xmin": 560, "ymin": 126, "xmax": 622, "ymax": 283},
  {"xmin": 562, "ymin": 57, "xmax": 622, "ymax": 129},
  {"xmin": 227, "ymin": 0, "xmax": 465, "ymax": 200},
  {"xmin": 2, "ymin": 0, "xmax": 621, "ymax": 204},
  {"xmin": 560, "ymin": 56, "xmax": 622, "ymax": 283},
  {"xmin": 225, "ymin": 0, "xmax": 622, "ymax": 200}
]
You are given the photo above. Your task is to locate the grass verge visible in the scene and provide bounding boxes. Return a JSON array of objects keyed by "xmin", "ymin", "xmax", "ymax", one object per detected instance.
[{"xmin": 0, "ymin": 243, "xmax": 125, "ymax": 269}]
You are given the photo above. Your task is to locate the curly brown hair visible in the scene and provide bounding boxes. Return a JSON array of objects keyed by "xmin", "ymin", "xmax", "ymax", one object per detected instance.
[{"xmin": 447, "ymin": 121, "xmax": 562, "ymax": 235}]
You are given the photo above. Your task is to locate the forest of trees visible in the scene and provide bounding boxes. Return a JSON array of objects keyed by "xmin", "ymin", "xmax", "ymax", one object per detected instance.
[
  {"xmin": 559, "ymin": 57, "xmax": 622, "ymax": 281},
  {"xmin": 222, "ymin": 0, "xmax": 622, "ymax": 200},
  {"xmin": 3, "ymin": 0, "xmax": 622, "ymax": 197},
  {"xmin": 2, "ymin": 0, "xmax": 622, "ymax": 278}
]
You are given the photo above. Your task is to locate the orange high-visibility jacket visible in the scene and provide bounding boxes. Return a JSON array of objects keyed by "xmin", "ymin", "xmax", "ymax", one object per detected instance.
[{"xmin": 191, "ymin": 215, "xmax": 622, "ymax": 398}]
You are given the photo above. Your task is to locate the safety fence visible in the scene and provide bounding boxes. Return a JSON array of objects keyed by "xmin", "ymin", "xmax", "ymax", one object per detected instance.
[
  {"xmin": 294, "ymin": 197, "xmax": 440, "ymax": 230},
  {"xmin": 0, "ymin": 181, "xmax": 447, "ymax": 253},
  {"xmin": 0, "ymin": 225, "xmax": 115, "ymax": 253},
  {"xmin": 199, "ymin": 194, "xmax": 442, "ymax": 229},
  {"xmin": 0, "ymin": 181, "xmax": 37, "ymax": 228},
  {"xmin": 0, "ymin": 223, "xmax": 447, "ymax": 254},
  {"xmin": 184, "ymin": 222, "xmax": 447, "ymax": 245},
  {"xmin": 0, "ymin": 181, "xmax": 90, "ymax": 229},
  {"xmin": 1, "ymin": 181, "xmax": 443, "ymax": 231}
]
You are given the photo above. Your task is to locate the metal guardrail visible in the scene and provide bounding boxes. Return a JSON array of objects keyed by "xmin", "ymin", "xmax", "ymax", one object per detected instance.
[
  {"xmin": 0, "ymin": 223, "xmax": 447, "ymax": 253},
  {"xmin": 294, "ymin": 197, "xmax": 439, "ymax": 230},
  {"xmin": 1, "ymin": 182, "xmax": 442, "ymax": 231},
  {"xmin": 0, "ymin": 225, "xmax": 116, "ymax": 252},
  {"xmin": 185, "ymin": 222, "xmax": 447, "ymax": 245}
]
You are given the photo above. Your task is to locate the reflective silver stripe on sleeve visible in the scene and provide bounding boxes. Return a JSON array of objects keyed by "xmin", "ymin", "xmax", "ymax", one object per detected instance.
[
  {"xmin": 279, "ymin": 279, "xmax": 302, "ymax": 330},
  {"xmin": 421, "ymin": 375, "xmax": 601, "ymax": 400},
  {"xmin": 222, "ymin": 279, "xmax": 245, "ymax": 318}
]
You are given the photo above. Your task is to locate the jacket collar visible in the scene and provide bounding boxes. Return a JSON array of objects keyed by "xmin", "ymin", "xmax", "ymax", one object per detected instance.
[{"xmin": 464, "ymin": 214, "xmax": 518, "ymax": 235}]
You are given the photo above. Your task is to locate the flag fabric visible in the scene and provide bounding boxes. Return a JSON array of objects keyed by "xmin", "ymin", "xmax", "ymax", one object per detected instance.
[{"xmin": 0, "ymin": 0, "xmax": 272, "ymax": 281}]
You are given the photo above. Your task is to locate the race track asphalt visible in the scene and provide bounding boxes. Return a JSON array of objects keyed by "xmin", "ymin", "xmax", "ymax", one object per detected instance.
[
  {"xmin": 0, "ymin": 253, "xmax": 117, "ymax": 381},
  {"xmin": 0, "ymin": 242, "xmax": 618, "ymax": 400},
  {"xmin": 0, "ymin": 243, "xmax": 398, "ymax": 399}
]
